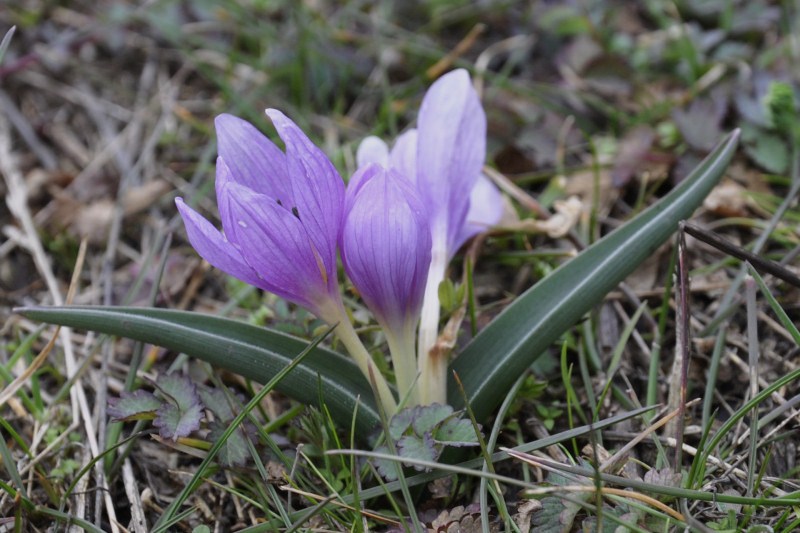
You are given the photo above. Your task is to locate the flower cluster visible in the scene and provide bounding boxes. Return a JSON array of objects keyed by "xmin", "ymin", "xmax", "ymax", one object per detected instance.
[{"xmin": 176, "ymin": 69, "xmax": 502, "ymax": 413}]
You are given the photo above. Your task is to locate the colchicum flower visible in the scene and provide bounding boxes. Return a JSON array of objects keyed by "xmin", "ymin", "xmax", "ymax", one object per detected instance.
[
  {"xmin": 356, "ymin": 69, "xmax": 501, "ymax": 404},
  {"xmin": 341, "ymin": 163, "xmax": 431, "ymax": 405},
  {"xmin": 176, "ymin": 111, "xmax": 397, "ymax": 413}
]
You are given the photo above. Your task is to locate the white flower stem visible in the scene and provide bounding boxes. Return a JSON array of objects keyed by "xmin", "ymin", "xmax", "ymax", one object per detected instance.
[
  {"xmin": 331, "ymin": 307, "xmax": 398, "ymax": 415},
  {"xmin": 384, "ymin": 322, "xmax": 419, "ymax": 407},
  {"xmin": 417, "ymin": 248, "xmax": 447, "ymax": 405}
]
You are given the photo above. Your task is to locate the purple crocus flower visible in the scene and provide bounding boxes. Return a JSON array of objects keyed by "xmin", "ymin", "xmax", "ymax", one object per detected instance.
[
  {"xmin": 341, "ymin": 164, "xmax": 431, "ymax": 403},
  {"xmin": 176, "ymin": 111, "xmax": 400, "ymax": 413},
  {"xmin": 175, "ymin": 111, "xmax": 345, "ymax": 323},
  {"xmin": 356, "ymin": 70, "xmax": 500, "ymax": 254},
  {"xmin": 356, "ymin": 69, "xmax": 498, "ymax": 404}
]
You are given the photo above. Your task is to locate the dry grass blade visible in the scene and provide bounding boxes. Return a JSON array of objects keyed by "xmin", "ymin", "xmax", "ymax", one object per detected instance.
[
  {"xmin": 0, "ymin": 240, "xmax": 86, "ymax": 409},
  {"xmin": 684, "ymin": 222, "xmax": 800, "ymax": 288}
]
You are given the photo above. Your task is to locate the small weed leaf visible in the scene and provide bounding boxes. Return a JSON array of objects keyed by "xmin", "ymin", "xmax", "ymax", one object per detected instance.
[
  {"xmin": 397, "ymin": 433, "xmax": 438, "ymax": 471},
  {"xmin": 198, "ymin": 385, "xmax": 236, "ymax": 422},
  {"xmin": 372, "ymin": 445, "xmax": 402, "ymax": 481},
  {"xmin": 388, "ymin": 407, "xmax": 415, "ymax": 441},
  {"xmin": 580, "ymin": 505, "xmax": 629, "ymax": 533},
  {"xmin": 146, "ymin": 373, "xmax": 205, "ymax": 441},
  {"xmin": 107, "ymin": 390, "xmax": 161, "ymax": 421},
  {"xmin": 530, "ymin": 495, "xmax": 583, "ymax": 533},
  {"xmin": 155, "ymin": 374, "xmax": 202, "ymax": 413},
  {"xmin": 376, "ymin": 404, "xmax": 482, "ymax": 480},
  {"xmin": 411, "ymin": 403, "xmax": 453, "ymax": 435},
  {"xmin": 433, "ymin": 418, "xmax": 480, "ymax": 447},
  {"xmin": 197, "ymin": 385, "xmax": 259, "ymax": 467},
  {"xmin": 643, "ymin": 467, "xmax": 684, "ymax": 502},
  {"xmin": 153, "ymin": 402, "xmax": 204, "ymax": 441},
  {"xmin": 208, "ymin": 423, "xmax": 250, "ymax": 467}
]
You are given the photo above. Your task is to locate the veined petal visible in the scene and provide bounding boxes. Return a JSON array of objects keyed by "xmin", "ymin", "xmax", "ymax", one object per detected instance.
[
  {"xmin": 222, "ymin": 181, "xmax": 336, "ymax": 315},
  {"xmin": 454, "ymin": 173, "xmax": 504, "ymax": 250},
  {"xmin": 389, "ymin": 129, "xmax": 418, "ymax": 187},
  {"xmin": 341, "ymin": 167, "xmax": 431, "ymax": 331},
  {"xmin": 416, "ymin": 69, "xmax": 486, "ymax": 255},
  {"xmin": 356, "ymin": 136, "xmax": 389, "ymax": 168},
  {"xmin": 175, "ymin": 197, "xmax": 265, "ymax": 290},
  {"xmin": 215, "ymin": 114, "xmax": 292, "ymax": 204},
  {"xmin": 344, "ymin": 163, "xmax": 383, "ymax": 215},
  {"xmin": 265, "ymin": 109, "xmax": 344, "ymax": 292}
]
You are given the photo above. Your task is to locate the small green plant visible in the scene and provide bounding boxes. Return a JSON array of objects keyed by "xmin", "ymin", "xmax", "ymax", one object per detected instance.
[
  {"xmin": 108, "ymin": 374, "xmax": 254, "ymax": 466},
  {"xmin": 373, "ymin": 403, "xmax": 480, "ymax": 481}
]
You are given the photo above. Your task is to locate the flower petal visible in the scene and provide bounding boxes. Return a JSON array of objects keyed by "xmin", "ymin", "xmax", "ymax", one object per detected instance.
[
  {"xmin": 344, "ymin": 163, "xmax": 383, "ymax": 215},
  {"xmin": 265, "ymin": 109, "xmax": 344, "ymax": 292},
  {"xmin": 214, "ymin": 114, "xmax": 292, "ymax": 204},
  {"xmin": 356, "ymin": 136, "xmax": 390, "ymax": 168},
  {"xmin": 389, "ymin": 129, "xmax": 418, "ymax": 186},
  {"xmin": 175, "ymin": 197, "xmax": 265, "ymax": 290},
  {"xmin": 341, "ymin": 167, "xmax": 431, "ymax": 330},
  {"xmin": 416, "ymin": 69, "xmax": 486, "ymax": 254},
  {"xmin": 454, "ymin": 174, "xmax": 504, "ymax": 249},
  {"xmin": 221, "ymin": 181, "xmax": 335, "ymax": 314}
]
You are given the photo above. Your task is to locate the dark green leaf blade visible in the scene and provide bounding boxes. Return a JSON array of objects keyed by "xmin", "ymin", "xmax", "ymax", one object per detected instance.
[
  {"xmin": 15, "ymin": 306, "xmax": 381, "ymax": 434},
  {"xmin": 450, "ymin": 129, "xmax": 740, "ymax": 421}
]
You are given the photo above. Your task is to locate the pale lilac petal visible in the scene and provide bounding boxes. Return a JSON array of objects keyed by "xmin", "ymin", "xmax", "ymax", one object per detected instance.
[
  {"xmin": 389, "ymin": 129, "xmax": 418, "ymax": 186},
  {"xmin": 265, "ymin": 109, "xmax": 344, "ymax": 290},
  {"xmin": 416, "ymin": 69, "xmax": 486, "ymax": 254},
  {"xmin": 344, "ymin": 163, "xmax": 383, "ymax": 215},
  {"xmin": 215, "ymin": 114, "xmax": 292, "ymax": 204},
  {"xmin": 175, "ymin": 197, "xmax": 265, "ymax": 290},
  {"xmin": 454, "ymin": 174, "xmax": 504, "ymax": 249},
  {"xmin": 356, "ymin": 136, "xmax": 390, "ymax": 168},
  {"xmin": 341, "ymin": 168, "xmax": 431, "ymax": 330},
  {"xmin": 222, "ymin": 181, "xmax": 334, "ymax": 314}
]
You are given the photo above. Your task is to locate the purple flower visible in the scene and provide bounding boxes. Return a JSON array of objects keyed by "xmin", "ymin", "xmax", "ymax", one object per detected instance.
[
  {"xmin": 356, "ymin": 68, "xmax": 499, "ymax": 405},
  {"xmin": 341, "ymin": 164, "xmax": 431, "ymax": 334},
  {"xmin": 341, "ymin": 163, "xmax": 431, "ymax": 402},
  {"xmin": 175, "ymin": 111, "xmax": 345, "ymax": 322},
  {"xmin": 356, "ymin": 69, "xmax": 501, "ymax": 255}
]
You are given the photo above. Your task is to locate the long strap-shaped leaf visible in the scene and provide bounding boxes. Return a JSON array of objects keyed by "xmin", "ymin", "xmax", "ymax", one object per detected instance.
[
  {"xmin": 14, "ymin": 306, "xmax": 382, "ymax": 434},
  {"xmin": 448, "ymin": 129, "xmax": 740, "ymax": 420}
]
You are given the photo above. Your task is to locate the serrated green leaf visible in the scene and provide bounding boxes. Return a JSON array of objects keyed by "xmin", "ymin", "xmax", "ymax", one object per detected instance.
[
  {"xmin": 198, "ymin": 386, "xmax": 236, "ymax": 423},
  {"xmin": 449, "ymin": 129, "xmax": 740, "ymax": 422},
  {"xmin": 372, "ymin": 445, "xmax": 402, "ymax": 481},
  {"xmin": 14, "ymin": 307, "xmax": 382, "ymax": 435},
  {"xmin": 531, "ymin": 495, "xmax": 583, "ymax": 533},
  {"xmin": 388, "ymin": 407, "xmax": 416, "ymax": 441},
  {"xmin": 411, "ymin": 403, "xmax": 453, "ymax": 436},
  {"xmin": 107, "ymin": 390, "xmax": 162, "ymax": 421},
  {"xmin": 208, "ymin": 423, "xmax": 250, "ymax": 467},
  {"xmin": 154, "ymin": 402, "xmax": 203, "ymax": 441},
  {"xmin": 434, "ymin": 418, "xmax": 480, "ymax": 446},
  {"xmin": 397, "ymin": 433, "xmax": 438, "ymax": 470},
  {"xmin": 155, "ymin": 374, "xmax": 200, "ymax": 412}
]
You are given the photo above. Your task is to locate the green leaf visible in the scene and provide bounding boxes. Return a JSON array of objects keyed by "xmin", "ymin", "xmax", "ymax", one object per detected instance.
[
  {"xmin": 411, "ymin": 403, "xmax": 453, "ymax": 435},
  {"xmin": 208, "ymin": 423, "xmax": 251, "ymax": 467},
  {"xmin": 154, "ymin": 402, "xmax": 203, "ymax": 441},
  {"xmin": 155, "ymin": 374, "xmax": 200, "ymax": 413},
  {"xmin": 197, "ymin": 386, "xmax": 236, "ymax": 423},
  {"xmin": 397, "ymin": 433, "xmax": 438, "ymax": 470},
  {"xmin": 449, "ymin": 129, "xmax": 740, "ymax": 421},
  {"xmin": 107, "ymin": 390, "xmax": 162, "ymax": 421},
  {"xmin": 434, "ymin": 418, "xmax": 479, "ymax": 447},
  {"xmin": 152, "ymin": 374, "xmax": 203, "ymax": 441},
  {"xmin": 14, "ymin": 306, "xmax": 382, "ymax": 435}
]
